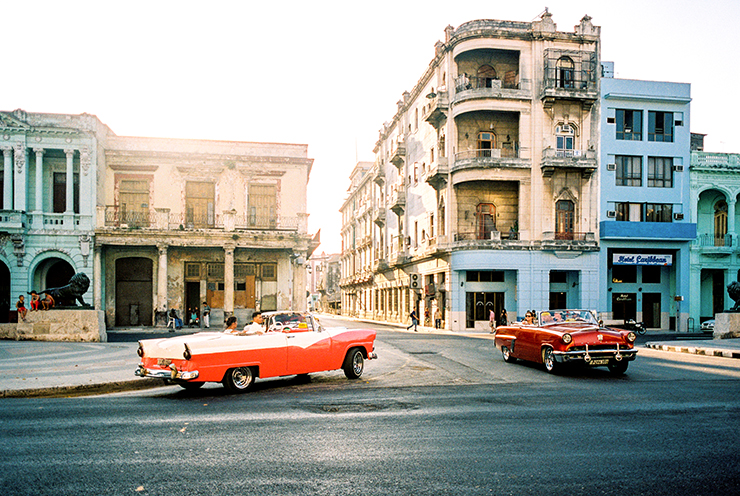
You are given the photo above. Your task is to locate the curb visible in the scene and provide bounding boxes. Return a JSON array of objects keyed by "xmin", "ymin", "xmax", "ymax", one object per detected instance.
[
  {"xmin": 1, "ymin": 378, "xmax": 166, "ymax": 399},
  {"xmin": 644, "ymin": 342, "xmax": 740, "ymax": 359}
]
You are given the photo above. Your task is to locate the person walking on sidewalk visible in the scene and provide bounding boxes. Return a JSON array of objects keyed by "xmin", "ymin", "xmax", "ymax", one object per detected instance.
[
  {"xmin": 434, "ymin": 308, "xmax": 442, "ymax": 329},
  {"xmin": 407, "ymin": 309, "xmax": 419, "ymax": 332},
  {"xmin": 202, "ymin": 301, "xmax": 210, "ymax": 328}
]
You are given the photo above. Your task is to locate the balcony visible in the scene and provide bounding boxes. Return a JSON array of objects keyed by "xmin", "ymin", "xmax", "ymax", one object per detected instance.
[
  {"xmin": 389, "ymin": 139, "xmax": 406, "ymax": 169},
  {"xmin": 0, "ymin": 210, "xmax": 26, "ymax": 232},
  {"xmin": 373, "ymin": 257, "xmax": 389, "ymax": 273},
  {"xmin": 101, "ymin": 206, "xmax": 300, "ymax": 232},
  {"xmin": 372, "ymin": 162, "xmax": 385, "ymax": 186},
  {"xmin": 425, "ymin": 157, "xmax": 449, "ymax": 190},
  {"xmin": 693, "ymin": 233, "xmax": 734, "ymax": 257},
  {"xmin": 453, "ymin": 76, "xmax": 532, "ymax": 104},
  {"xmin": 422, "ymin": 91, "xmax": 449, "ymax": 129},
  {"xmin": 540, "ymin": 49, "xmax": 598, "ymax": 109},
  {"xmin": 452, "ymin": 148, "xmax": 529, "ymax": 174},
  {"xmin": 540, "ymin": 231, "xmax": 598, "ymax": 251},
  {"xmin": 373, "ymin": 209, "xmax": 386, "ymax": 227},
  {"xmin": 389, "ymin": 188, "xmax": 406, "ymax": 215},
  {"xmin": 540, "ymin": 148, "xmax": 597, "ymax": 178}
]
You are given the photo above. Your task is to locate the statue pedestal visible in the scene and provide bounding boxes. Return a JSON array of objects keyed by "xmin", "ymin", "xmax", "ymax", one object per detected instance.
[
  {"xmin": 0, "ymin": 309, "xmax": 107, "ymax": 342},
  {"xmin": 713, "ymin": 313, "xmax": 740, "ymax": 339}
]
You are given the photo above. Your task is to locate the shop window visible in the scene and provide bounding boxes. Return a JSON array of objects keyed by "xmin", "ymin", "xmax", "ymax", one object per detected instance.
[
  {"xmin": 648, "ymin": 157, "xmax": 673, "ymax": 188},
  {"xmin": 550, "ymin": 271, "xmax": 567, "ymax": 283},
  {"xmin": 466, "ymin": 271, "xmax": 505, "ymax": 282},
  {"xmin": 616, "ymin": 109, "xmax": 642, "ymax": 140},
  {"xmin": 642, "ymin": 265, "xmax": 661, "ymax": 284},
  {"xmin": 612, "ymin": 265, "xmax": 637, "ymax": 283},
  {"xmin": 648, "ymin": 111, "xmax": 674, "ymax": 142},
  {"xmin": 262, "ymin": 263, "xmax": 277, "ymax": 281}
]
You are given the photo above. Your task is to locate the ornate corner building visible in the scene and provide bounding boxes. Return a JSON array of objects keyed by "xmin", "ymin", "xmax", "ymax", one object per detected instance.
[
  {"xmin": 0, "ymin": 110, "xmax": 317, "ymax": 327},
  {"xmin": 340, "ymin": 12, "xmax": 602, "ymax": 330}
]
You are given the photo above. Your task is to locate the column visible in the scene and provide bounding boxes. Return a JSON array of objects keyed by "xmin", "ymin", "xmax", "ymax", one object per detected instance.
[
  {"xmin": 93, "ymin": 245, "xmax": 103, "ymax": 310},
  {"xmin": 224, "ymin": 245, "xmax": 235, "ymax": 318},
  {"xmin": 728, "ymin": 199, "xmax": 737, "ymax": 242},
  {"xmin": 157, "ymin": 245, "xmax": 168, "ymax": 314},
  {"xmin": 13, "ymin": 142, "xmax": 26, "ymax": 212},
  {"xmin": 2, "ymin": 148, "xmax": 11, "ymax": 210},
  {"xmin": 64, "ymin": 149, "xmax": 74, "ymax": 216},
  {"xmin": 33, "ymin": 148, "xmax": 43, "ymax": 211}
]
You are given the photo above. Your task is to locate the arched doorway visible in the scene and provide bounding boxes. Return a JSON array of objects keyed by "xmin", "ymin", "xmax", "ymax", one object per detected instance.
[
  {"xmin": 0, "ymin": 261, "xmax": 9, "ymax": 323},
  {"xmin": 714, "ymin": 200, "xmax": 728, "ymax": 246},
  {"xmin": 34, "ymin": 258, "xmax": 77, "ymax": 306},
  {"xmin": 556, "ymin": 56, "xmax": 575, "ymax": 88},
  {"xmin": 115, "ymin": 257, "xmax": 153, "ymax": 327}
]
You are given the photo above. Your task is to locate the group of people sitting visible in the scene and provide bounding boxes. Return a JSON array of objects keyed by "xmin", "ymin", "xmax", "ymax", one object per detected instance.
[{"xmin": 15, "ymin": 291, "xmax": 55, "ymax": 321}]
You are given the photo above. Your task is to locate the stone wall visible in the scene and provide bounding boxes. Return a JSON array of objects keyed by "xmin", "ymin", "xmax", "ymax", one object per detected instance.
[
  {"xmin": 0, "ymin": 310, "xmax": 106, "ymax": 342},
  {"xmin": 714, "ymin": 313, "xmax": 740, "ymax": 339}
]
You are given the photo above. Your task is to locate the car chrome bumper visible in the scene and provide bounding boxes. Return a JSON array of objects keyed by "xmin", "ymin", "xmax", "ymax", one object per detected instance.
[
  {"xmin": 553, "ymin": 347, "xmax": 637, "ymax": 364},
  {"xmin": 368, "ymin": 352, "xmax": 378, "ymax": 360},
  {"xmin": 135, "ymin": 364, "xmax": 199, "ymax": 381}
]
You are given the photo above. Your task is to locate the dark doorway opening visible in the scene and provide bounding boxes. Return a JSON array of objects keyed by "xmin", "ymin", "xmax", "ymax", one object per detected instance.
[
  {"xmin": 642, "ymin": 293, "xmax": 661, "ymax": 328},
  {"xmin": 0, "ymin": 262, "xmax": 9, "ymax": 323},
  {"xmin": 115, "ymin": 258, "xmax": 153, "ymax": 327},
  {"xmin": 186, "ymin": 281, "xmax": 200, "ymax": 327}
]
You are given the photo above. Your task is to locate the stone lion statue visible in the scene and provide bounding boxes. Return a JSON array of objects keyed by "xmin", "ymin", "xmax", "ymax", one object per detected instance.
[
  {"xmin": 40, "ymin": 272, "xmax": 91, "ymax": 307},
  {"xmin": 728, "ymin": 281, "xmax": 740, "ymax": 312}
]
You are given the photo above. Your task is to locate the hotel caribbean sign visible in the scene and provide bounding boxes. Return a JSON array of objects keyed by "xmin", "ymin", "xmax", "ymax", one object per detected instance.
[{"xmin": 613, "ymin": 254, "xmax": 672, "ymax": 266}]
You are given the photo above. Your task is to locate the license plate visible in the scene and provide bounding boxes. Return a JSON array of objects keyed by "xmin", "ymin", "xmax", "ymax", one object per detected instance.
[
  {"xmin": 157, "ymin": 358, "xmax": 172, "ymax": 367},
  {"xmin": 589, "ymin": 359, "xmax": 609, "ymax": 366}
]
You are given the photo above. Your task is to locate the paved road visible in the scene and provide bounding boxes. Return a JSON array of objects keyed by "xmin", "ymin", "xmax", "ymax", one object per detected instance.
[{"xmin": 2, "ymin": 315, "xmax": 740, "ymax": 495}]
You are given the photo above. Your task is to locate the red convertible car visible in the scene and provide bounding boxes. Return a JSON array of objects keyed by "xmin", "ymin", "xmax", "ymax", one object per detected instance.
[
  {"xmin": 135, "ymin": 312, "xmax": 377, "ymax": 392},
  {"xmin": 494, "ymin": 309, "xmax": 638, "ymax": 374}
]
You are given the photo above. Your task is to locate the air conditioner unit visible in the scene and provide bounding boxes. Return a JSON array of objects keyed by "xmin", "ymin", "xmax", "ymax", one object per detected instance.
[
  {"xmin": 606, "ymin": 163, "xmax": 616, "ymax": 171},
  {"xmin": 673, "ymin": 165, "xmax": 684, "ymax": 172},
  {"xmin": 606, "ymin": 210, "xmax": 616, "ymax": 218},
  {"xmin": 674, "ymin": 213, "xmax": 684, "ymax": 220},
  {"xmin": 409, "ymin": 273, "xmax": 421, "ymax": 289}
]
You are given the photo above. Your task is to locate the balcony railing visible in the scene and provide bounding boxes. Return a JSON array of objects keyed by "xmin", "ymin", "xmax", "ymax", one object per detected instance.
[
  {"xmin": 695, "ymin": 233, "xmax": 733, "ymax": 248},
  {"xmin": 0, "ymin": 210, "xmax": 26, "ymax": 230},
  {"xmin": 102, "ymin": 206, "xmax": 299, "ymax": 232}
]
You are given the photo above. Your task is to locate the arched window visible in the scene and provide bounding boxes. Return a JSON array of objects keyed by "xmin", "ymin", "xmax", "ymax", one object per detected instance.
[
  {"xmin": 477, "ymin": 132, "xmax": 496, "ymax": 157},
  {"xmin": 477, "ymin": 203, "xmax": 496, "ymax": 240},
  {"xmin": 556, "ymin": 57, "xmax": 575, "ymax": 89},
  {"xmin": 715, "ymin": 200, "xmax": 728, "ymax": 246},
  {"xmin": 476, "ymin": 65, "xmax": 496, "ymax": 88},
  {"xmin": 555, "ymin": 200, "xmax": 575, "ymax": 240},
  {"xmin": 555, "ymin": 124, "xmax": 576, "ymax": 157}
]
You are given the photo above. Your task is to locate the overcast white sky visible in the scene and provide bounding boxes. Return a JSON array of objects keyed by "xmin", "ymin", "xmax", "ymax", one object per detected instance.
[{"xmin": 2, "ymin": 0, "xmax": 738, "ymax": 253}]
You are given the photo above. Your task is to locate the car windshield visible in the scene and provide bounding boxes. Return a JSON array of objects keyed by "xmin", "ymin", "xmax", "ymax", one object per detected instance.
[
  {"xmin": 266, "ymin": 313, "xmax": 310, "ymax": 331},
  {"xmin": 538, "ymin": 309, "xmax": 598, "ymax": 326}
]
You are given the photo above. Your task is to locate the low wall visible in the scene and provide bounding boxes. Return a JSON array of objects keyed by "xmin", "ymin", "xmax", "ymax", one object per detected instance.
[
  {"xmin": 714, "ymin": 313, "xmax": 740, "ymax": 339},
  {"xmin": 0, "ymin": 310, "xmax": 107, "ymax": 342}
]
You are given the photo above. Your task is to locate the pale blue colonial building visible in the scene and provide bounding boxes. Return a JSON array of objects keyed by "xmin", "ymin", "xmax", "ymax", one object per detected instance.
[
  {"xmin": 689, "ymin": 150, "xmax": 740, "ymax": 327},
  {"xmin": 599, "ymin": 67, "xmax": 696, "ymax": 331}
]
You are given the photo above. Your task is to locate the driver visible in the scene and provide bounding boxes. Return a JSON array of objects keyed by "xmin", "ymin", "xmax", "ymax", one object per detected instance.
[{"xmin": 243, "ymin": 311, "xmax": 265, "ymax": 335}]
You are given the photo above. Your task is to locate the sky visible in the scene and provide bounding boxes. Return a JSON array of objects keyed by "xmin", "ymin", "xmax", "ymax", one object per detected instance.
[{"xmin": 2, "ymin": 0, "xmax": 738, "ymax": 254}]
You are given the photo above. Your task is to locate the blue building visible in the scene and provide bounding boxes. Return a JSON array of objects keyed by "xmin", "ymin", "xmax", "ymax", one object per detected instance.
[{"xmin": 599, "ymin": 68, "xmax": 696, "ymax": 331}]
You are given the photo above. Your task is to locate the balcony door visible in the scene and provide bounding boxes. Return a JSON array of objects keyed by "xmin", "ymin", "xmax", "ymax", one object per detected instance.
[
  {"xmin": 556, "ymin": 57, "xmax": 575, "ymax": 88},
  {"xmin": 714, "ymin": 201, "xmax": 728, "ymax": 246},
  {"xmin": 476, "ymin": 203, "xmax": 496, "ymax": 240},
  {"xmin": 555, "ymin": 200, "xmax": 575, "ymax": 240},
  {"xmin": 249, "ymin": 184, "xmax": 277, "ymax": 228},
  {"xmin": 477, "ymin": 132, "xmax": 495, "ymax": 158},
  {"xmin": 186, "ymin": 181, "xmax": 215, "ymax": 228},
  {"xmin": 119, "ymin": 179, "xmax": 150, "ymax": 227},
  {"xmin": 476, "ymin": 65, "xmax": 496, "ymax": 88}
]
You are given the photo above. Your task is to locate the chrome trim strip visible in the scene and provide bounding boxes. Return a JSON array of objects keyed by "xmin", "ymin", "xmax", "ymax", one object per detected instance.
[{"xmin": 135, "ymin": 365, "xmax": 199, "ymax": 380}]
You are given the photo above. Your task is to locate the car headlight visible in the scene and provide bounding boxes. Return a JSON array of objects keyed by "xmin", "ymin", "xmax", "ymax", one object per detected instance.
[
  {"xmin": 626, "ymin": 332, "xmax": 637, "ymax": 343},
  {"xmin": 137, "ymin": 343, "xmax": 144, "ymax": 357},
  {"xmin": 562, "ymin": 333, "xmax": 573, "ymax": 344}
]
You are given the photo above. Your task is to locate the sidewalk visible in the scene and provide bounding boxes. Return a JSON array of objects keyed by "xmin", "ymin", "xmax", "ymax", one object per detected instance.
[{"xmin": 1, "ymin": 322, "xmax": 739, "ymax": 398}]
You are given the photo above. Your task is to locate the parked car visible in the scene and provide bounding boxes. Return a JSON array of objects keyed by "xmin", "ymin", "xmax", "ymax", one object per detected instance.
[
  {"xmin": 135, "ymin": 312, "xmax": 377, "ymax": 392},
  {"xmin": 700, "ymin": 319, "xmax": 715, "ymax": 331},
  {"xmin": 494, "ymin": 309, "xmax": 638, "ymax": 374}
]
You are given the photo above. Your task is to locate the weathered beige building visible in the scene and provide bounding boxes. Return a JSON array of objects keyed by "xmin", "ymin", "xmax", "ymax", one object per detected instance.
[
  {"xmin": 95, "ymin": 136, "xmax": 316, "ymax": 327},
  {"xmin": 341, "ymin": 11, "xmax": 602, "ymax": 330}
]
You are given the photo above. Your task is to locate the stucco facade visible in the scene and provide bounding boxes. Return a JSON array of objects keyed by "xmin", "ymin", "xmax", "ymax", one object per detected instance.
[
  {"xmin": 340, "ymin": 12, "xmax": 602, "ymax": 330},
  {"xmin": 599, "ymin": 74, "xmax": 695, "ymax": 331},
  {"xmin": 0, "ymin": 110, "xmax": 108, "ymax": 322}
]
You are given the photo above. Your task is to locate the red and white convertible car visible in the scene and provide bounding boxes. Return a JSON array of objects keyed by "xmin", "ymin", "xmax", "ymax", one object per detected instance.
[
  {"xmin": 494, "ymin": 309, "xmax": 638, "ymax": 374},
  {"xmin": 135, "ymin": 312, "xmax": 377, "ymax": 392}
]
